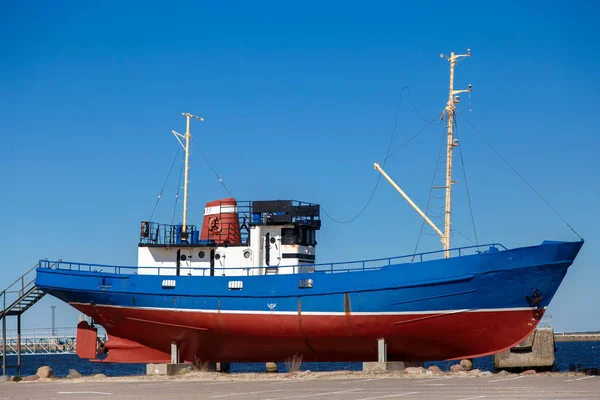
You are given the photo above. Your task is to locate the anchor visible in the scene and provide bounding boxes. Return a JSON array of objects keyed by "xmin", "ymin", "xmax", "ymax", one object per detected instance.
[{"xmin": 526, "ymin": 288, "xmax": 544, "ymax": 320}]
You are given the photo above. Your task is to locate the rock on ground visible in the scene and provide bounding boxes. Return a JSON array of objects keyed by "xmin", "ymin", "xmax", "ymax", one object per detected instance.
[
  {"xmin": 266, "ymin": 362, "xmax": 278, "ymax": 373},
  {"xmin": 496, "ymin": 370, "xmax": 511, "ymax": 376},
  {"xmin": 67, "ymin": 369, "xmax": 83, "ymax": 379},
  {"xmin": 460, "ymin": 359, "xmax": 473, "ymax": 371},
  {"xmin": 36, "ymin": 366, "xmax": 54, "ymax": 379},
  {"xmin": 450, "ymin": 364, "xmax": 464, "ymax": 373},
  {"xmin": 93, "ymin": 374, "xmax": 107, "ymax": 379},
  {"xmin": 522, "ymin": 369, "xmax": 537, "ymax": 375},
  {"xmin": 0, "ymin": 375, "xmax": 9, "ymax": 383},
  {"xmin": 403, "ymin": 367, "xmax": 426, "ymax": 375},
  {"xmin": 22, "ymin": 375, "xmax": 40, "ymax": 381},
  {"xmin": 428, "ymin": 365, "xmax": 442, "ymax": 374}
]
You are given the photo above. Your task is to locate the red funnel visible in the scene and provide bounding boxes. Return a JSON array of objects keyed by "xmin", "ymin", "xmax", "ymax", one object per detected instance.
[{"xmin": 200, "ymin": 198, "xmax": 241, "ymax": 245}]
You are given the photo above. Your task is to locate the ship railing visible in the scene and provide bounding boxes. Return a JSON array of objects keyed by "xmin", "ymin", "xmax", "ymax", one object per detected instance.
[
  {"xmin": 538, "ymin": 315, "xmax": 553, "ymax": 329},
  {"xmin": 240, "ymin": 200, "xmax": 321, "ymax": 226},
  {"xmin": 38, "ymin": 243, "xmax": 506, "ymax": 276},
  {"xmin": 309, "ymin": 243, "xmax": 507, "ymax": 274},
  {"xmin": 139, "ymin": 222, "xmax": 197, "ymax": 245}
]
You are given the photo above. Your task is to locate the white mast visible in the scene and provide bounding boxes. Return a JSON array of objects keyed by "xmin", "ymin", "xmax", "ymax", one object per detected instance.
[
  {"xmin": 440, "ymin": 49, "xmax": 472, "ymax": 258},
  {"xmin": 172, "ymin": 112, "xmax": 204, "ymax": 240},
  {"xmin": 374, "ymin": 50, "xmax": 471, "ymax": 258}
]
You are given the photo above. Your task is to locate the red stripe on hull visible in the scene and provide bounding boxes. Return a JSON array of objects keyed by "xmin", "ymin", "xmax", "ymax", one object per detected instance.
[{"xmin": 74, "ymin": 304, "xmax": 543, "ymax": 363}]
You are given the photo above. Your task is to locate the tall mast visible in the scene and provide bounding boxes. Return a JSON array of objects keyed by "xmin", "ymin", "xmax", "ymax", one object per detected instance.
[
  {"xmin": 440, "ymin": 49, "xmax": 472, "ymax": 258},
  {"xmin": 172, "ymin": 112, "xmax": 204, "ymax": 240}
]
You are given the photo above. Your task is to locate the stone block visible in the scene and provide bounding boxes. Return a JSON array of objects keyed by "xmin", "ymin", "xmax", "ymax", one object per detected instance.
[
  {"xmin": 216, "ymin": 362, "xmax": 231, "ymax": 373},
  {"xmin": 362, "ymin": 361, "xmax": 424, "ymax": 372},
  {"xmin": 146, "ymin": 363, "xmax": 194, "ymax": 376},
  {"xmin": 494, "ymin": 328, "xmax": 555, "ymax": 370}
]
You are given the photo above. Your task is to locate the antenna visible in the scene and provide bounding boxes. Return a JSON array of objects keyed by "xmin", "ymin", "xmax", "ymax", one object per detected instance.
[
  {"xmin": 468, "ymin": 83, "xmax": 473, "ymax": 112},
  {"xmin": 172, "ymin": 112, "xmax": 205, "ymax": 241}
]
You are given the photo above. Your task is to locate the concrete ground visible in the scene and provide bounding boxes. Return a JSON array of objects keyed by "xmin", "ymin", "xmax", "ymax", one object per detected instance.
[{"xmin": 0, "ymin": 375, "xmax": 598, "ymax": 400}]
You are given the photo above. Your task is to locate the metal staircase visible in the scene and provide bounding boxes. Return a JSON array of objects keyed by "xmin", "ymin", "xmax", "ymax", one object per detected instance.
[
  {"xmin": 1, "ymin": 260, "xmax": 59, "ymax": 376},
  {"xmin": 0, "ymin": 262, "xmax": 47, "ymax": 320}
]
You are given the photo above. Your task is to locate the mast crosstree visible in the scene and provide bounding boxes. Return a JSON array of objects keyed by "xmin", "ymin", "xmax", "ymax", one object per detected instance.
[
  {"xmin": 374, "ymin": 50, "xmax": 472, "ymax": 258},
  {"xmin": 172, "ymin": 112, "xmax": 204, "ymax": 241}
]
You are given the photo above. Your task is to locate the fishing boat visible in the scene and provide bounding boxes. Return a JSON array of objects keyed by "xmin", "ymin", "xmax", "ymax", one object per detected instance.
[{"xmin": 35, "ymin": 50, "xmax": 583, "ymax": 364}]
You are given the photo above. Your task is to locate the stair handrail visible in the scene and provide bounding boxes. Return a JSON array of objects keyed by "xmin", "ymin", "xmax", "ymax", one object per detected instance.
[
  {"xmin": 1, "ymin": 259, "xmax": 61, "ymax": 315},
  {"xmin": 0, "ymin": 261, "xmax": 40, "ymax": 298}
]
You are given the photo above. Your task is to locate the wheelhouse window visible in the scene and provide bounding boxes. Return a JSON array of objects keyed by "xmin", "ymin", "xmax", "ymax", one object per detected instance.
[{"xmin": 281, "ymin": 227, "xmax": 316, "ymax": 246}]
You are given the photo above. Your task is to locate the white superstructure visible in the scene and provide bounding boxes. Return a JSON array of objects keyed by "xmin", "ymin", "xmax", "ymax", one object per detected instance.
[{"xmin": 137, "ymin": 199, "xmax": 320, "ymax": 277}]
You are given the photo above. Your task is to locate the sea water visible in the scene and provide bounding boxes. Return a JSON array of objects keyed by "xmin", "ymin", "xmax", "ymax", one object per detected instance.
[{"xmin": 2, "ymin": 342, "xmax": 599, "ymax": 377}]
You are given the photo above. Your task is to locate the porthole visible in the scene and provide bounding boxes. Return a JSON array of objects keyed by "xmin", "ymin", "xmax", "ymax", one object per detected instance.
[
  {"xmin": 180, "ymin": 254, "xmax": 187, "ymax": 261},
  {"xmin": 198, "ymin": 251, "xmax": 205, "ymax": 258},
  {"xmin": 214, "ymin": 253, "xmax": 221, "ymax": 260},
  {"xmin": 270, "ymin": 237, "xmax": 276, "ymax": 244},
  {"xmin": 243, "ymin": 250, "xmax": 251, "ymax": 259}
]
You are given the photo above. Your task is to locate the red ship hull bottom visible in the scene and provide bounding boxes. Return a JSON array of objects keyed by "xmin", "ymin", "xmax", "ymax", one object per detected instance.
[{"xmin": 72, "ymin": 303, "xmax": 543, "ymax": 363}]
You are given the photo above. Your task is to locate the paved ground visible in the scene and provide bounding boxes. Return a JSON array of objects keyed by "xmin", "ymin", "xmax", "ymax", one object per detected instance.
[{"xmin": 0, "ymin": 375, "xmax": 598, "ymax": 400}]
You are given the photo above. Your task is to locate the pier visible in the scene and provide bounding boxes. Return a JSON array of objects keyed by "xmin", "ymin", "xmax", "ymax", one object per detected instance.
[
  {"xmin": 555, "ymin": 332, "xmax": 600, "ymax": 342},
  {"xmin": 0, "ymin": 328, "xmax": 77, "ymax": 356}
]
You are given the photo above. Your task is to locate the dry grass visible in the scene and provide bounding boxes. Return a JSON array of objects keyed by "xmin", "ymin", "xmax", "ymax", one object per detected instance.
[
  {"xmin": 285, "ymin": 353, "xmax": 303, "ymax": 373},
  {"xmin": 193, "ymin": 357, "xmax": 212, "ymax": 372}
]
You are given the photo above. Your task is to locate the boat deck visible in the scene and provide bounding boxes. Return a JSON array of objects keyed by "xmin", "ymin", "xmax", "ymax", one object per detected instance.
[{"xmin": 38, "ymin": 242, "xmax": 507, "ymax": 276}]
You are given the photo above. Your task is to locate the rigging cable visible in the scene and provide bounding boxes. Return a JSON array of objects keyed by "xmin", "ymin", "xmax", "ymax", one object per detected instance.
[
  {"xmin": 148, "ymin": 147, "xmax": 181, "ymax": 222},
  {"xmin": 190, "ymin": 137, "xmax": 250, "ymax": 220},
  {"xmin": 453, "ymin": 118, "xmax": 480, "ymax": 247},
  {"xmin": 381, "ymin": 114, "xmax": 443, "ymax": 164},
  {"xmin": 406, "ymin": 87, "xmax": 441, "ymax": 125},
  {"xmin": 452, "ymin": 227, "xmax": 477, "ymax": 245},
  {"xmin": 321, "ymin": 87, "xmax": 442, "ymax": 224},
  {"xmin": 191, "ymin": 137, "xmax": 236, "ymax": 200},
  {"xmin": 320, "ymin": 86, "xmax": 408, "ymax": 224},
  {"xmin": 319, "ymin": 177, "xmax": 382, "ymax": 224},
  {"xmin": 171, "ymin": 161, "xmax": 185, "ymax": 226},
  {"xmin": 411, "ymin": 126, "xmax": 446, "ymax": 260},
  {"xmin": 460, "ymin": 113, "xmax": 582, "ymax": 240}
]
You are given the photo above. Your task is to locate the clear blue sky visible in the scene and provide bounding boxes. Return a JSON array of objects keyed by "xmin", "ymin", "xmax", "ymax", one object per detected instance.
[{"xmin": 1, "ymin": 1, "xmax": 598, "ymax": 333}]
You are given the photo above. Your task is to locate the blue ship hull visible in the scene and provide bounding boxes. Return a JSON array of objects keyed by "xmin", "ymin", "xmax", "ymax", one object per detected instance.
[{"xmin": 35, "ymin": 240, "xmax": 583, "ymax": 363}]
